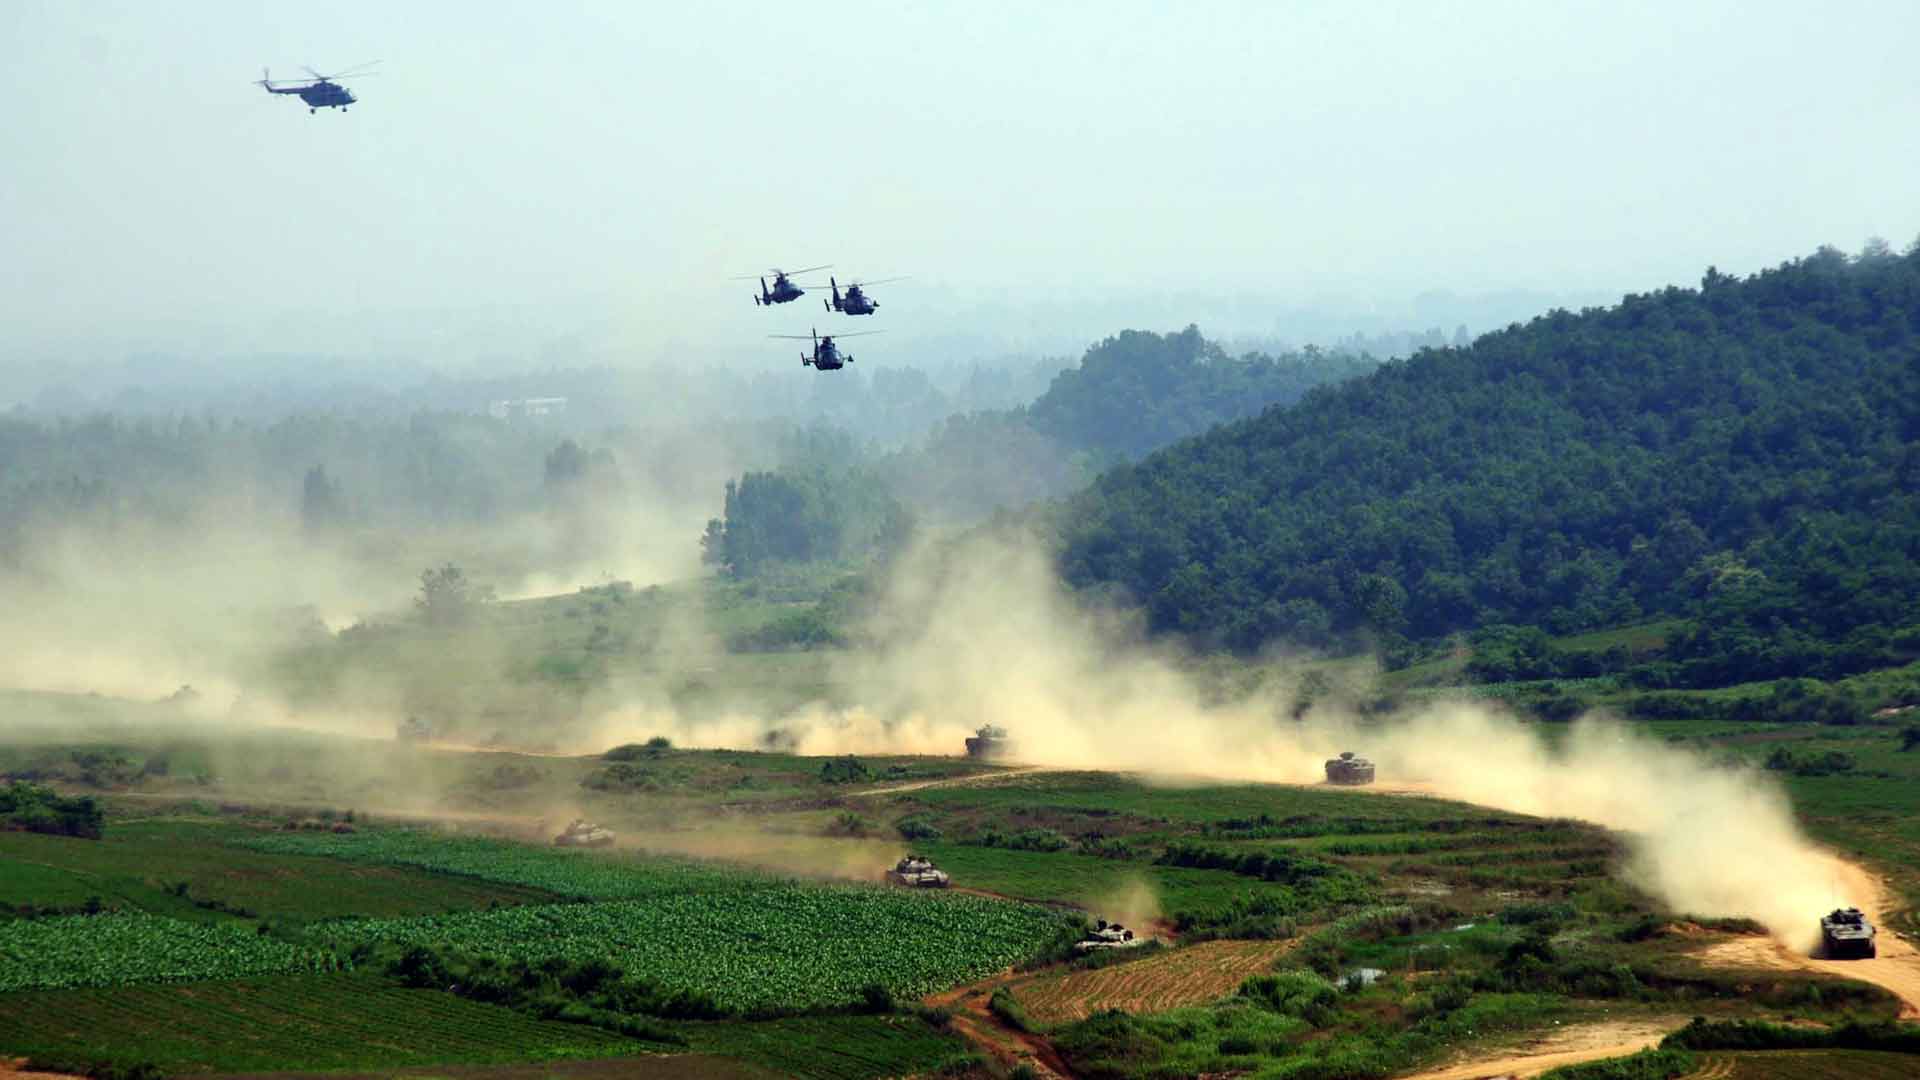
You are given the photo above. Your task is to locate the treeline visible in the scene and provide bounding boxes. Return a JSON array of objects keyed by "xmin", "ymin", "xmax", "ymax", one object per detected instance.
[
  {"xmin": 701, "ymin": 328, "xmax": 1380, "ymax": 573},
  {"xmin": 1054, "ymin": 242, "xmax": 1920, "ymax": 679}
]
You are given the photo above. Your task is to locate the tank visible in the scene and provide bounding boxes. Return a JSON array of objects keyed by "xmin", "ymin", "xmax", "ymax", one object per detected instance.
[
  {"xmin": 964, "ymin": 724, "xmax": 1015, "ymax": 760},
  {"xmin": 884, "ymin": 854, "xmax": 951, "ymax": 888},
  {"xmin": 1324, "ymin": 751, "xmax": 1375, "ymax": 785},
  {"xmin": 1820, "ymin": 907, "xmax": 1876, "ymax": 958},
  {"xmin": 553, "ymin": 819, "xmax": 616, "ymax": 848},
  {"xmin": 1074, "ymin": 918, "xmax": 1146, "ymax": 952}
]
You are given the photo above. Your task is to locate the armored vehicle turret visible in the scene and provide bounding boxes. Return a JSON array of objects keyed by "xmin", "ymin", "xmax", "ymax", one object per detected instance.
[
  {"xmin": 965, "ymin": 724, "xmax": 1015, "ymax": 760},
  {"xmin": 553, "ymin": 819, "xmax": 615, "ymax": 848},
  {"xmin": 1820, "ymin": 906, "xmax": 1876, "ymax": 958},
  {"xmin": 1325, "ymin": 751, "xmax": 1375, "ymax": 786},
  {"xmin": 885, "ymin": 854, "xmax": 951, "ymax": 888},
  {"xmin": 1074, "ymin": 918, "xmax": 1145, "ymax": 952}
]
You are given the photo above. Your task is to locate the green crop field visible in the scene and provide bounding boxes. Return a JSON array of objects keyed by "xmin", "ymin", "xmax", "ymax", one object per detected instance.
[
  {"xmin": 313, "ymin": 887, "xmax": 1069, "ymax": 1011},
  {"xmin": 237, "ymin": 828, "xmax": 773, "ymax": 901},
  {"xmin": 683, "ymin": 1015, "xmax": 973, "ymax": 1080},
  {"xmin": 0, "ymin": 974, "xmax": 650, "ymax": 1073},
  {"xmin": 0, "ymin": 820, "xmax": 560, "ymax": 919},
  {"xmin": 0, "ymin": 913, "xmax": 341, "ymax": 992}
]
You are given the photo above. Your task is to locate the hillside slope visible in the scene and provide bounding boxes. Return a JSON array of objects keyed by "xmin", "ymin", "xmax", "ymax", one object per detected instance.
[{"xmin": 1056, "ymin": 246, "xmax": 1920, "ymax": 679}]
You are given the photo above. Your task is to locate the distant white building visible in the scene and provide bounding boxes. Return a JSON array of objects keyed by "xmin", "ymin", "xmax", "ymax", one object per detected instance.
[{"xmin": 487, "ymin": 396, "xmax": 568, "ymax": 419}]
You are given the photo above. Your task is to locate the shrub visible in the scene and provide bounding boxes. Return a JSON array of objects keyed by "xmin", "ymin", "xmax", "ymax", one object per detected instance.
[
  {"xmin": 988, "ymin": 987, "xmax": 1032, "ymax": 1033},
  {"xmin": 818, "ymin": 756, "xmax": 871, "ymax": 784},
  {"xmin": 895, "ymin": 815, "xmax": 942, "ymax": 841}
]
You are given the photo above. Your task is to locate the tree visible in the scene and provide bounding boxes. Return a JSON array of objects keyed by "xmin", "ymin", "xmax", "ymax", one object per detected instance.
[
  {"xmin": 415, "ymin": 564, "xmax": 492, "ymax": 627},
  {"xmin": 300, "ymin": 464, "xmax": 344, "ymax": 532}
]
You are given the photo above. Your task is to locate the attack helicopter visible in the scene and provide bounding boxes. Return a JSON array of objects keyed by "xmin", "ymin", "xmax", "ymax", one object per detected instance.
[
  {"xmin": 823, "ymin": 276, "xmax": 906, "ymax": 316},
  {"xmin": 771, "ymin": 328, "xmax": 882, "ymax": 371},
  {"xmin": 257, "ymin": 63, "xmax": 380, "ymax": 113},
  {"xmin": 741, "ymin": 266, "xmax": 831, "ymax": 306}
]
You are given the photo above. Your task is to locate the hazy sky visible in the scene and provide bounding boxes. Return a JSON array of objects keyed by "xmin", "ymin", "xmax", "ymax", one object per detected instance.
[{"xmin": 5, "ymin": 0, "xmax": 1917, "ymax": 374}]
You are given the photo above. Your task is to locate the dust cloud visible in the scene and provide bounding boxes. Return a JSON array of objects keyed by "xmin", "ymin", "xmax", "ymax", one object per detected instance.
[{"xmin": 591, "ymin": 532, "xmax": 1851, "ymax": 953}]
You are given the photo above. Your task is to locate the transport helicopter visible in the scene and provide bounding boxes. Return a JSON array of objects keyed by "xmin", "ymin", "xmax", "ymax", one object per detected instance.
[
  {"xmin": 823, "ymin": 276, "xmax": 906, "ymax": 316},
  {"xmin": 257, "ymin": 62, "xmax": 380, "ymax": 113},
  {"xmin": 771, "ymin": 327, "xmax": 882, "ymax": 371},
  {"xmin": 741, "ymin": 266, "xmax": 830, "ymax": 306}
]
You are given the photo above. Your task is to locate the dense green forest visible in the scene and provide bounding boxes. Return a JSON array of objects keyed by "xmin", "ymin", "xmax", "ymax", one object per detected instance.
[
  {"xmin": 1054, "ymin": 244, "xmax": 1920, "ymax": 684},
  {"xmin": 1027, "ymin": 326, "xmax": 1378, "ymax": 461},
  {"xmin": 701, "ymin": 329, "xmax": 1380, "ymax": 573}
]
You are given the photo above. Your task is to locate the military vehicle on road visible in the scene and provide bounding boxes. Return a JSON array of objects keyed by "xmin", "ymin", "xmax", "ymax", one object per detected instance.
[
  {"xmin": 885, "ymin": 854, "xmax": 951, "ymax": 888},
  {"xmin": 1074, "ymin": 918, "xmax": 1146, "ymax": 952},
  {"xmin": 553, "ymin": 819, "xmax": 616, "ymax": 848},
  {"xmin": 1820, "ymin": 907, "xmax": 1876, "ymax": 958},
  {"xmin": 1325, "ymin": 751, "xmax": 1376, "ymax": 785}
]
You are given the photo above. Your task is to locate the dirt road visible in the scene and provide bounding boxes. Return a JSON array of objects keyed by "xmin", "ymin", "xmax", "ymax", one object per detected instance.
[
  {"xmin": 1393, "ymin": 1018, "xmax": 1681, "ymax": 1080},
  {"xmin": 1692, "ymin": 858, "xmax": 1919, "ymax": 1019},
  {"xmin": 847, "ymin": 765, "xmax": 1051, "ymax": 798}
]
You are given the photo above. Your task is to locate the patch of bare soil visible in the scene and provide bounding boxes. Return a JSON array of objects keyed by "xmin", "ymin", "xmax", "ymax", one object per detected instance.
[
  {"xmin": 926, "ymin": 972, "xmax": 1078, "ymax": 1080},
  {"xmin": 1393, "ymin": 1017, "xmax": 1684, "ymax": 1080},
  {"xmin": 848, "ymin": 766, "xmax": 1053, "ymax": 798}
]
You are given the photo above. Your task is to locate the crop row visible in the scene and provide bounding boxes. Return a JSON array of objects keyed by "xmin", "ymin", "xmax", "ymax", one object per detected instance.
[
  {"xmin": 0, "ymin": 913, "xmax": 343, "ymax": 992},
  {"xmin": 236, "ymin": 829, "xmax": 768, "ymax": 900},
  {"xmin": 314, "ymin": 886, "xmax": 1070, "ymax": 1012}
]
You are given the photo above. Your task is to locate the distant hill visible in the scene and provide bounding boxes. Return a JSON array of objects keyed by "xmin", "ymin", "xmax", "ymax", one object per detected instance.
[
  {"xmin": 1025, "ymin": 325, "xmax": 1379, "ymax": 463},
  {"xmin": 1055, "ymin": 246, "xmax": 1920, "ymax": 684}
]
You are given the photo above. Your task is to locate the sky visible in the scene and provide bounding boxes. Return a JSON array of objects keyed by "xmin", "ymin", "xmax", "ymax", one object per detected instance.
[{"xmin": 3, "ymin": 0, "xmax": 1918, "ymax": 387}]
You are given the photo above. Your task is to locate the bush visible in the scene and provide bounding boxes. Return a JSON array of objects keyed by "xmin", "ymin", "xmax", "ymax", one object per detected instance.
[
  {"xmin": 818, "ymin": 756, "xmax": 871, "ymax": 784},
  {"xmin": 1661, "ymin": 1016, "xmax": 1920, "ymax": 1053},
  {"xmin": 894, "ymin": 814, "xmax": 942, "ymax": 841},
  {"xmin": 0, "ymin": 782, "xmax": 104, "ymax": 839},
  {"xmin": 987, "ymin": 987, "xmax": 1032, "ymax": 1033},
  {"xmin": 1540, "ymin": 1047, "xmax": 1695, "ymax": 1079},
  {"xmin": 603, "ymin": 738, "xmax": 671, "ymax": 761},
  {"xmin": 1901, "ymin": 725, "xmax": 1920, "ymax": 752}
]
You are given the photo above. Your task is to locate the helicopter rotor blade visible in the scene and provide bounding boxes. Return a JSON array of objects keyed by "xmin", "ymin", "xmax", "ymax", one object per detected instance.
[
  {"xmin": 772, "ymin": 264, "xmax": 832, "ymax": 277},
  {"xmin": 824, "ymin": 330, "xmax": 886, "ymax": 338},
  {"xmin": 767, "ymin": 334, "xmax": 820, "ymax": 340},
  {"xmin": 328, "ymin": 60, "xmax": 384, "ymax": 77},
  {"xmin": 845, "ymin": 276, "xmax": 909, "ymax": 288}
]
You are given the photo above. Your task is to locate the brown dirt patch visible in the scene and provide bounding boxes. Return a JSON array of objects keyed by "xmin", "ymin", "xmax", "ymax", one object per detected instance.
[{"xmin": 1395, "ymin": 1017, "xmax": 1685, "ymax": 1080}]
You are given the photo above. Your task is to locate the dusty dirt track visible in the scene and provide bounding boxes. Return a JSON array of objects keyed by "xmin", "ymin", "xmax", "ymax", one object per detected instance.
[{"xmin": 1394, "ymin": 1018, "xmax": 1681, "ymax": 1080}]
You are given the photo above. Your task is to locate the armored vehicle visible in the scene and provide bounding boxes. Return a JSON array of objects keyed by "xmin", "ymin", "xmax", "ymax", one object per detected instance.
[
  {"xmin": 965, "ymin": 724, "xmax": 1014, "ymax": 760},
  {"xmin": 885, "ymin": 854, "xmax": 951, "ymax": 888},
  {"xmin": 1325, "ymin": 751, "xmax": 1375, "ymax": 785},
  {"xmin": 395, "ymin": 716, "xmax": 434, "ymax": 742},
  {"xmin": 1074, "ymin": 918, "xmax": 1145, "ymax": 952},
  {"xmin": 1820, "ymin": 907, "xmax": 1876, "ymax": 958},
  {"xmin": 553, "ymin": 819, "xmax": 615, "ymax": 848}
]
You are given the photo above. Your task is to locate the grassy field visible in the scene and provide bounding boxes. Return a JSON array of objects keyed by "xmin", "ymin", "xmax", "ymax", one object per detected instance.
[
  {"xmin": 0, "ymin": 820, "xmax": 559, "ymax": 919},
  {"xmin": 0, "ymin": 974, "xmax": 651, "ymax": 1073}
]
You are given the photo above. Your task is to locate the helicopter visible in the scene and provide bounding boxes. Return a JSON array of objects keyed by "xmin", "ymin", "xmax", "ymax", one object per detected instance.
[
  {"xmin": 741, "ymin": 266, "xmax": 830, "ymax": 306},
  {"xmin": 258, "ymin": 62, "xmax": 380, "ymax": 113},
  {"xmin": 823, "ymin": 276, "xmax": 906, "ymax": 316},
  {"xmin": 771, "ymin": 327, "xmax": 882, "ymax": 371}
]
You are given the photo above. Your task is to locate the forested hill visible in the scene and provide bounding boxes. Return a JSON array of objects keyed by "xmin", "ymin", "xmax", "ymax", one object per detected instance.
[
  {"xmin": 1055, "ymin": 245, "xmax": 1920, "ymax": 682},
  {"xmin": 1025, "ymin": 326, "xmax": 1379, "ymax": 462}
]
